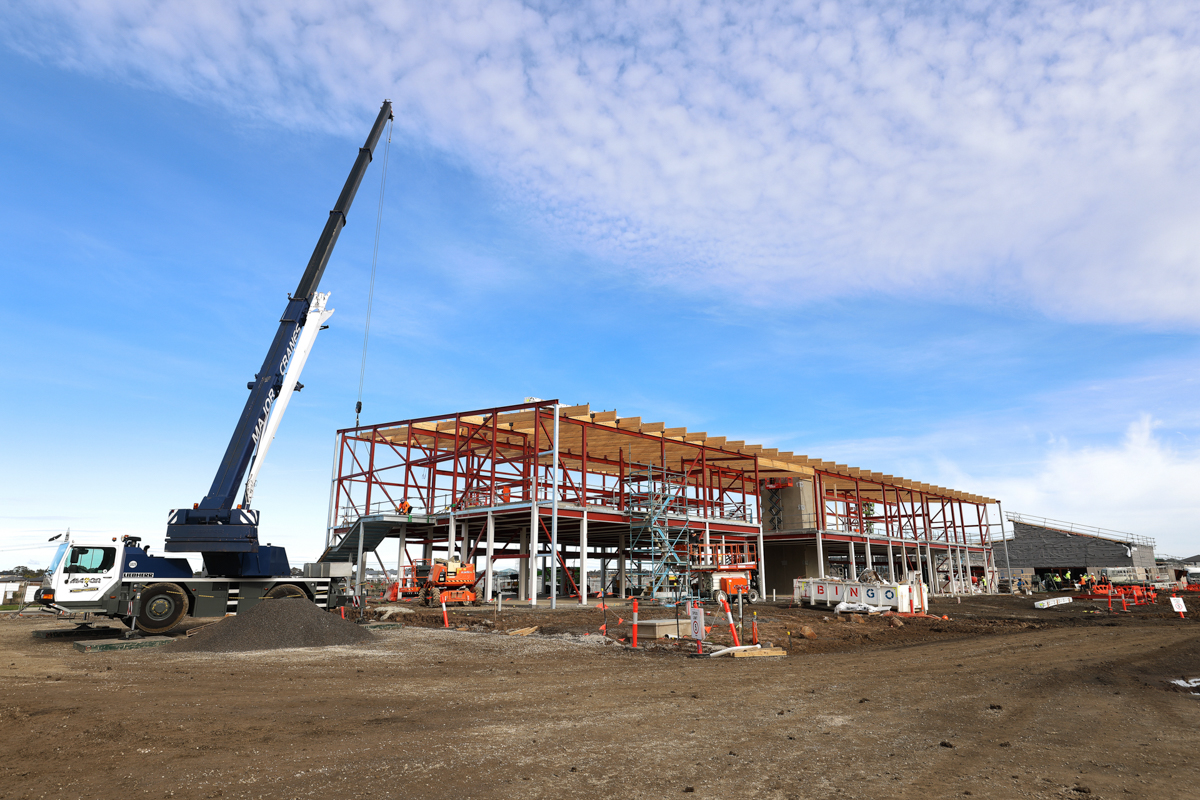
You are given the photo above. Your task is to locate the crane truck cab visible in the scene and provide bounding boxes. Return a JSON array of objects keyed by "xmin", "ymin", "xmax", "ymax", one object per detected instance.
[{"xmin": 39, "ymin": 535, "xmax": 193, "ymax": 631}]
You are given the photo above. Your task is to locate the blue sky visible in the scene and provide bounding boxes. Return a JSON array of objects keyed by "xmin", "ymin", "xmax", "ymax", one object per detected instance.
[{"xmin": 4, "ymin": 1, "xmax": 1200, "ymax": 569}]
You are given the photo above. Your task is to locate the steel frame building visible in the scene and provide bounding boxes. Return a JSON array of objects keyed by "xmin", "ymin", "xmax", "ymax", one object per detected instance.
[
  {"xmin": 760, "ymin": 466, "xmax": 1000, "ymax": 596},
  {"xmin": 322, "ymin": 399, "xmax": 1002, "ymax": 604}
]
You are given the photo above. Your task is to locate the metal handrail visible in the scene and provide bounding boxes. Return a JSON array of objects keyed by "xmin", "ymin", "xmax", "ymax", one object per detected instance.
[{"xmin": 1005, "ymin": 512, "xmax": 1154, "ymax": 547}]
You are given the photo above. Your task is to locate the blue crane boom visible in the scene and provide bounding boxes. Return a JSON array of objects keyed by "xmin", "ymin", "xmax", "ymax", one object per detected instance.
[{"xmin": 164, "ymin": 100, "xmax": 393, "ymax": 578}]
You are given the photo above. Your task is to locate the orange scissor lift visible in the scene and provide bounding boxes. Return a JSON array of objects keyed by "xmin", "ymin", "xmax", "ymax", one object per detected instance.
[{"xmin": 688, "ymin": 540, "xmax": 760, "ymax": 604}]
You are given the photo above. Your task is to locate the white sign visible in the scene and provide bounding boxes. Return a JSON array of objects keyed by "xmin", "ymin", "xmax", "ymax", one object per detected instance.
[
  {"xmin": 1171, "ymin": 597, "xmax": 1187, "ymax": 613},
  {"xmin": 24, "ymin": 585, "xmax": 38, "ymax": 603},
  {"xmin": 1034, "ymin": 596, "xmax": 1073, "ymax": 609},
  {"xmin": 689, "ymin": 604, "xmax": 706, "ymax": 640}
]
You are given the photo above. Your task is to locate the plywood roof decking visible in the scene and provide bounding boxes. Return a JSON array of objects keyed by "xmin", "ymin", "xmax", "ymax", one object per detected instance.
[{"xmin": 365, "ymin": 403, "xmax": 995, "ymax": 505}]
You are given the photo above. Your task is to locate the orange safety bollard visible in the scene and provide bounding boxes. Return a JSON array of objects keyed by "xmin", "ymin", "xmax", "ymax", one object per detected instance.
[
  {"xmin": 751, "ymin": 611, "xmax": 759, "ymax": 646},
  {"xmin": 720, "ymin": 597, "xmax": 741, "ymax": 647},
  {"xmin": 442, "ymin": 599, "xmax": 450, "ymax": 628},
  {"xmin": 632, "ymin": 599, "xmax": 639, "ymax": 648}
]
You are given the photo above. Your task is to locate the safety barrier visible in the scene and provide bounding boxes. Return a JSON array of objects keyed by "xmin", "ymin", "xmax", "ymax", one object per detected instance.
[
  {"xmin": 1078, "ymin": 583, "xmax": 1157, "ymax": 606},
  {"xmin": 794, "ymin": 578, "xmax": 928, "ymax": 613}
]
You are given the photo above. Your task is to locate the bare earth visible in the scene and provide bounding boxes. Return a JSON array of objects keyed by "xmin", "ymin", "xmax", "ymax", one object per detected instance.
[{"xmin": 2, "ymin": 594, "xmax": 1198, "ymax": 800}]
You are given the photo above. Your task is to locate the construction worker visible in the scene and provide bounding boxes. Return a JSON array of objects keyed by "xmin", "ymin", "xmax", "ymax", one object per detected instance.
[
  {"xmin": 1065, "ymin": 570, "xmax": 1072, "ymax": 587},
  {"xmin": 1054, "ymin": 573, "xmax": 1062, "ymax": 590}
]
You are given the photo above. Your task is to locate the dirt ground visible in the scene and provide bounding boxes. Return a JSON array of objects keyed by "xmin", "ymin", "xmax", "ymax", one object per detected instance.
[{"xmin": 3, "ymin": 593, "xmax": 1199, "ymax": 800}]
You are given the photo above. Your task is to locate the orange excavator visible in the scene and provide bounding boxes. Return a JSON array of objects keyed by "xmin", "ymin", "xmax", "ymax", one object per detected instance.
[{"xmin": 387, "ymin": 558, "xmax": 481, "ymax": 606}]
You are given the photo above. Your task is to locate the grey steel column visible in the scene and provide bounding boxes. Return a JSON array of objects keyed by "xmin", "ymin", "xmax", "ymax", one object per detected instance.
[
  {"xmin": 996, "ymin": 501, "xmax": 1013, "ymax": 591},
  {"xmin": 529, "ymin": 496, "xmax": 539, "ymax": 607},
  {"xmin": 355, "ymin": 522, "xmax": 366, "ymax": 610},
  {"xmin": 618, "ymin": 531, "xmax": 627, "ymax": 599},
  {"xmin": 579, "ymin": 510, "xmax": 589, "ymax": 605},
  {"xmin": 550, "ymin": 404, "xmax": 560, "ymax": 609},
  {"xmin": 485, "ymin": 511, "xmax": 495, "ymax": 601},
  {"xmin": 816, "ymin": 528, "xmax": 825, "ymax": 579},
  {"xmin": 756, "ymin": 526, "xmax": 766, "ymax": 597},
  {"xmin": 518, "ymin": 526, "xmax": 528, "ymax": 601}
]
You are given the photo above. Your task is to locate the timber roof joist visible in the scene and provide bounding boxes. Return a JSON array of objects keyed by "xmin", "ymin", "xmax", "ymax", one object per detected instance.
[{"xmin": 348, "ymin": 402, "xmax": 995, "ymax": 506}]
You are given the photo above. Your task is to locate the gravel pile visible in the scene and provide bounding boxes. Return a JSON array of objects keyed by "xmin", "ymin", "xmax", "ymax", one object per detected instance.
[{"xmin": 168, "ymin": 598, "xmax": 376, "ymax": 653}]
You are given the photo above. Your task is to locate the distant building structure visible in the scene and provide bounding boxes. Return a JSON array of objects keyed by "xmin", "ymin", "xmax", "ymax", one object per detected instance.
[
  {"xmin": 0, "ymin": 575, "xmax": 29, "ymax": 605},
  {"xmin": 1001, "ymin": 513, "xmax": 1156, "ymax": 581}
]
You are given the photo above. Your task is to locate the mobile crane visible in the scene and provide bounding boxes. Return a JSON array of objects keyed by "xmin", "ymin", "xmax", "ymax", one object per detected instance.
[{"xmin": 37, "ymin": 101, "xmax": 395, "ymax": 634}]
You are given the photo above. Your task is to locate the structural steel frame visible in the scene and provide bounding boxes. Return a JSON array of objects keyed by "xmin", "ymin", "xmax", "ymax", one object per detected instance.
[
  {"xmin": 762, "ymin": 468, "xmax": 1000, "ymax": 593},
  {"xmin": 327, "ymin": 400, "xmax": 768, "ymax": 606},
  {"xmin": 326, "ymin": 400, "xmax": 1002, "ymax": 602}
]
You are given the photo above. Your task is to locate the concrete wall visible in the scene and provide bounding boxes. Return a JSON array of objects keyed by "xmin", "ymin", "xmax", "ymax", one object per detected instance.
[
  {"xmin": 762, "ymin": 480, "xmax": 817, "ymax": 532},
  {"xmin": 1130, "ymin": 544, "xmax": 1157, "ymax": 573},
  {"xmin": 1006, "ymin": 521, "xmax": 1154, "ymax": 571},
  {"xmin": 763, "ymin": 542, "xmax": 821, "ymax": 595}
]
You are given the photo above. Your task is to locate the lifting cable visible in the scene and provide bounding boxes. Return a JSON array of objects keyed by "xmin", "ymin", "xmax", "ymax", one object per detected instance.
[{"xmin": 355, "ymin": 115, "xmax": 394, "ymax": 428}]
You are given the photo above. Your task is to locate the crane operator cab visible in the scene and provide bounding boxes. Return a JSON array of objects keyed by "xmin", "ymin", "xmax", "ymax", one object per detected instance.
[
  {"xmin": 38, "ymin": 539, "xmax": 120, "ymax": 611},
  {"xmin": 38, "ymin": 535, "xmax": 192, "ymax": 617}
]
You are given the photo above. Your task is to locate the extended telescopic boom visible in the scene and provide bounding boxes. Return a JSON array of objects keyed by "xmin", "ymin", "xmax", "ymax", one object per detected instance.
[{"xmin": 165, "ymin": 101, "xmax": 393, "ymax": 571}]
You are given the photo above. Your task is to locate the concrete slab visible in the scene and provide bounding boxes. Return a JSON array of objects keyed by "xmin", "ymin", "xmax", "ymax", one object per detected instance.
[
  {"xmin": 634, "ymin": 618, "xmax": 692, "ymax": 638},
  {"xmin": 73, "ymin": 637, "xmax": 173, "ymax": 653},
  {"xmin": 363, "ymin": 622, "xmax": 404, "ymax": 630}
]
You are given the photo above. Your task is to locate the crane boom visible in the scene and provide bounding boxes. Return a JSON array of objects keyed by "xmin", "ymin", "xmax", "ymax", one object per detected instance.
[{"xmin": 164, "ymin": 100, "xmax": 393, "ymax": 577}]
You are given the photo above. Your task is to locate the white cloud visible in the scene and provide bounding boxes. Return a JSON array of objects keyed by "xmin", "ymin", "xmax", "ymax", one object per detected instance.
[
  {"xmin": 834, "ymin": 413, "xmax": 1200, "ymax": 557},
  {"xmin": 5, "ymin": 1, "xmax": 1200, "ymax": 324},
  {"xmin": 985, "ymin": 414, "xmax": 1200, "ymax": 556},
  {"xmin": 778, "ymin": 345, "xmax": 1200, "ymax": 554}
]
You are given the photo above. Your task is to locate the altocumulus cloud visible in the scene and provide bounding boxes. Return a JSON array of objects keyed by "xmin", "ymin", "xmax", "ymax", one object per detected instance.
[{"xmin": 5, "ymin": 0, "xmax": 1200, "ymax": 324}]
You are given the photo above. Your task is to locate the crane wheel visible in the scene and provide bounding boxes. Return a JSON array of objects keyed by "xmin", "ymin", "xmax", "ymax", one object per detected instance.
[
  {"xmin": 747, "ymin": 589, "xmax": 760, "ymax": 605},
  {"xmin": 266, "ymin": 584, "xmax": 307, "ymax": 601},
  {"xmin": 420, "ymin": 586, "xmax": 438, "ymax": 607},
  {"xmin": 135, "ymin": 583, "xmax": 189, "ymax": 635},
  {"xmin": 715, "ymin": 590, "xmax": 728, "ymax": 606}
]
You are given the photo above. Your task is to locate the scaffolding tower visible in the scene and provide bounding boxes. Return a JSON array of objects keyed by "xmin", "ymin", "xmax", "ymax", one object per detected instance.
[{"xmin": 624, "ymin": 462, "xmax": 694, "ymax": 600}]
